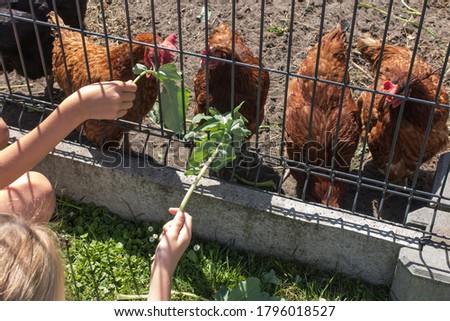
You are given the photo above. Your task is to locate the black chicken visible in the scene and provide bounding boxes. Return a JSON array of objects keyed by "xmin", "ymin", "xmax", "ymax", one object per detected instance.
[
  {"xmin": 0, "ymin": 0, "xmax": 87, "ymax": 87},
  {"xmin": 8, "ymin": 0, "xmax": 87, "ymax": 29},
  {"xmin": 0, "ymin": 6, "xmax": 52, "ymax": 80}
]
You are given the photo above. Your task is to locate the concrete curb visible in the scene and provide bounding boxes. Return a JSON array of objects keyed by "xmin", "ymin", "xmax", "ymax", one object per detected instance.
[
  {"xmin": 391, "ymin": 245, "xmax": 450, "ymax": 300},
  {"xmin": 6, "ymin": 128, "xmax": 424, "ymax": 286},
  {"xmin": 392, "ymin": 152, "xmax": 450, "ymax": 300}
]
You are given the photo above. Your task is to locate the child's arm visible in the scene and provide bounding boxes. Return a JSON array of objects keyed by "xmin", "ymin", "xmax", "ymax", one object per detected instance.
[
  {"xmin": 148, "ymin": 208, "xmax": 192, "ymax": 301},
  {"xmin": 0, "ymin": 81, "xmax": 136, "ymax": 189}
]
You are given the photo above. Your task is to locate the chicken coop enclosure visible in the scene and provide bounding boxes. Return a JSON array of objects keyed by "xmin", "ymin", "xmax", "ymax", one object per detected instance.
[{"xmin": 1, "ymin": 0, "xmax": 450, "ymax": 290}]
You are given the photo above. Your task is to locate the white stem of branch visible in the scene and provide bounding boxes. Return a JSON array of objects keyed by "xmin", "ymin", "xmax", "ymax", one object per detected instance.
[{"xmin": 178, "ymin": 145, "xmax": 222, "ymax": 214}]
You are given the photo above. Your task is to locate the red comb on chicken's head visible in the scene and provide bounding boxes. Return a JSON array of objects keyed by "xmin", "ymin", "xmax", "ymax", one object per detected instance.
[
  {"xmin": 144, "ymin": 34, "xmax": 177, "ymax": 71},
  {"xmin": 383, "ymin": 80, "xmax": 402, "ymax": 109},
  {"xmin": 158, "ymin": 34, "xmax": 177, "ymax": 66},
  {"xmin": 154, "ymin": 34, "xmax": 178, "ymax": 67}
]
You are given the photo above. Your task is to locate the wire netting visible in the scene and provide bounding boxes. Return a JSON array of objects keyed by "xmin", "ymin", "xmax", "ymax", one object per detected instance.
[{"xmin": 1, "ymin": 0, "xmax": 450, "ymax": 244}]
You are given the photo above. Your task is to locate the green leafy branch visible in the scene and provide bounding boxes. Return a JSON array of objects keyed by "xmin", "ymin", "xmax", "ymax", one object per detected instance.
[
  {"xmin": 177, "ymin": 104, "xmax": 251, "ymax": 213},
  {"xmin": 133, "ymin": 63, "xmax": 261, "ymax": 210},
  {"xmin": 133, "ymin": 63, "xmax": 190, "ymax": 133}
]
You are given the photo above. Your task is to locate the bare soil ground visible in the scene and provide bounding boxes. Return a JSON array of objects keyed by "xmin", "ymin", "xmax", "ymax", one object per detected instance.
[{"xmin": 1, "ymin": 0, "xmax": 450, "ymax": 222}]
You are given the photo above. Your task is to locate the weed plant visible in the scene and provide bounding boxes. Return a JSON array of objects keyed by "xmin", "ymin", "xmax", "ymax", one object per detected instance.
[{"xmin": 53, "ymin": 197, "xmax": 389, "ymax": 301}]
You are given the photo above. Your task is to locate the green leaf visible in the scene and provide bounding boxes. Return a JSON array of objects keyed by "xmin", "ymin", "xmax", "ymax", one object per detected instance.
[
  {"xmin": 223, "ymin": 277, "xmax": 284, "ymax": 301},
  {"xmin": 180, "ymin": 87, "xmax": 191, "ymax": 115},
  {"xmin": 222, "ymin": 143, "xmax": 235, "ymax": 160},
  {"xmin": 185, "ymin": 165, "xmax": 201, "ymax": 176},
  {"xmin": 210, "ymin": 157, "xmax": 232, "ymax": 172},
  {"xmin": 233, "ymin": 102, "xmax": 249, "ymax": 124},
  {"xmin": 262, "ymin": 269, "xmax": 281, "ymax": 285},
  {"xmin": 210, "ymin": 144, "xmax": 235, "ymax": 172},
  {"xmin": 208, "ymin": 107, "xmax": 220, "ymax": 116},
  {"xmin": 155, "ymin": 63, "xmax": 182, "ymax": 82},
  {"xmin": 233, "ymin": 101, "xmax": 245, "ymax": 116},
  {"xmin": 190, "ymin": 141, "xmax": 216, "ymax": 164},
  {"xmin": 183, "ymin": 105, "xmax": 251, "ymax": 177},
  {"xmin": 183, "ymin": 131, "xmax": 197, "ymax": 142},
  {"xmin": 230, "ymin": 125, "xmax": 251, "ymax": 143},
  {"xmin": 191, "ymin": 113, "xmax": 211, "ymax": 124},
  {"xmin": 209, "ymin": 131, "xmax": 225, "ymax": 143},
  {"xmin": 190, "ymin": 114, "xmax": 213, "ymax": 128},
  {"xmin": 160, "ymin": 80, "xmax": 190, "ymax": 133},
  {"xmin": 132, "ymin": 63, "xmax": 147, "ymax": 75},
  {"xmin": 221, "ymin": 132, "xmax": 233, "ymax": 144},
  {"xmin": 134, "ymin": 63, "xmax": 188, "ymax": 133},
  {"xmin": 213, "ymin": 286, "xmax": 229, "ymax": 301},
  {"xmin": 195, "ymin": 121, "xmax": 221, "ymax": 134},
  {"xmin": 185, "ymin": 249, "xmax": 198, "ymax": 264},
  {"xmin": 185, "ymin": 139, "xmax": 218, "ymax": 176}
]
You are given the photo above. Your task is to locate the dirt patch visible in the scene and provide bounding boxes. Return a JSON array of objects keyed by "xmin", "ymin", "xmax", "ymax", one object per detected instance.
[{"xmin": 1, "ymin": 0, "xmax": 449, "ymax": 222}]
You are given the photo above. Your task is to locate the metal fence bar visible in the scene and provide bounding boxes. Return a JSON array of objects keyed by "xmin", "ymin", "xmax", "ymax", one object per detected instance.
[
  {"xmin": 327, "ymin": 0, "xmax": 359, "ymax": 207},
  {"xmin": 254, "ymin": 0, "xmax": 266, "ymax": 150},
  {"xmin": 377, "ymin": 0, "xmax": 430, "ymax": 215},
  {"xmin": 27, "ymin": 0, "xmax": 54, "ymax": 110},
  {"xmin": 300, "ymin": 0, "xmax": 328, "ymax": 202},
  {"xmin": 203, "ymin": 0, "xmax": 210, "ymax": 114},
  {"xmin": 403, "ymin": 40, "xmax": 450, "ymax": 224},
  {"xmin": 124, "ymin": 0, "xmax": 135, "ymax": 69},
  {"xmin": 149, "ymin": 0, "xmax": 163, "ymax": 137},
  {"xmin": 98, "ymin": 0, "xmax": 113, "ymax": 80},
  {"xmin": 352, "ymin": 0, "xmax": 395, "ymax": 217},
  {"xmin": 278, "ymin": 0, "xmax": 297, "ymax": 196},
  {"xmin": 5, "ymin": 2, "xmax": 35, "ymax": 102},
  {"xmin": 0, "ymin": 52, "xmax": 12, "ymax": 93},
  {"xmin": 176, "ymin": 0, "xmax": 187, "ymax": 135},
  {"xmin": 230, "ymin": 0, "xmax": 236, "ymax": 114}
]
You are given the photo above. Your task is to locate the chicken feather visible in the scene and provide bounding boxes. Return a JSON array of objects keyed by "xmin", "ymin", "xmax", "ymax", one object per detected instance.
[
  {"xmin": 357, "ymin": 36, "xmax": 449, "ymax": 182},
  {"xmin": 285, "ymin": 23, "xmax": 361, "ymax": 207},
  {"xmin": 193, "ymin": 22, "xmax": 270, "ymax": 135},
  {"xmin": 51, "ymin": 13, "xmax": 177, "ymax": 148}
]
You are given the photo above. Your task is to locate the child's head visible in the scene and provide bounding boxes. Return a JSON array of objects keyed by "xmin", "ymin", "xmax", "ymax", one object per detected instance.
[{"xmin": 0, "ymin": 214, "xmax": 65, "ymax": 300}]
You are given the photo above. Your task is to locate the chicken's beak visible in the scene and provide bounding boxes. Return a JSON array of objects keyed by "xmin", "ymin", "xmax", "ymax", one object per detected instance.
[
  {"xmin": 144, "ymin": 49, "xmax": 155, "ymax": 70},
  {"xmin": 200, "ymin": 49, "xmax": 207, "ymax": 66}
]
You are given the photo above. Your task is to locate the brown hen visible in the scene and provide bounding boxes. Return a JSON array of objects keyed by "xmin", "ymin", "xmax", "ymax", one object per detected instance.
[
  {"xmin": 194, "ymin": 22, "xmax": 270, "ymax": 135},
  {"xmin": 51, "ymin": 13, "xmax": 177, "ymax": 148},
  {"xmin": 357, "ymin": 36, "xmax": 449, "ymax": 182},
  {"xmin": 285, "ymin": 23, "xmax": 361, "ymax": 207}
]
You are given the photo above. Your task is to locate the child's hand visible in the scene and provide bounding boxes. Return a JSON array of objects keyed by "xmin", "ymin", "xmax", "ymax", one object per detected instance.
[
  {"xmin": 152, "ymin": 208, "xmax": 192, "ymax": 276},
  {"xmin": 148, "ymin": 209, "xmax": 192, "ymax": 300},
  {"xmin": 64, "ymin": 81, "xmax": 137, "ymax": 123}
]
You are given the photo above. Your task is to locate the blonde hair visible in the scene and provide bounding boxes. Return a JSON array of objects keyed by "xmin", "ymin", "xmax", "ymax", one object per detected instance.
[{"xmin": 0, "ymin": 214, "xmax": 65, "ymax": 300}]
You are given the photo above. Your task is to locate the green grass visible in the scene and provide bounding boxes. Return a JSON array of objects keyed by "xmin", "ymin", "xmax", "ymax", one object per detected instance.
[
  {"xmin": 51, "ymin": 197, "xmax": 389, "ymax": 301},
  {"xmin": 267, "ymin": 24, "xmax": 288, "ymax": 37}
]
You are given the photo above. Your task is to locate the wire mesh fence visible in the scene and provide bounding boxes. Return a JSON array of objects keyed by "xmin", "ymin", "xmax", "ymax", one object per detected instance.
[{"xmin": 1, "ymin": 0, "xmax": 450, "ymax": 243}]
